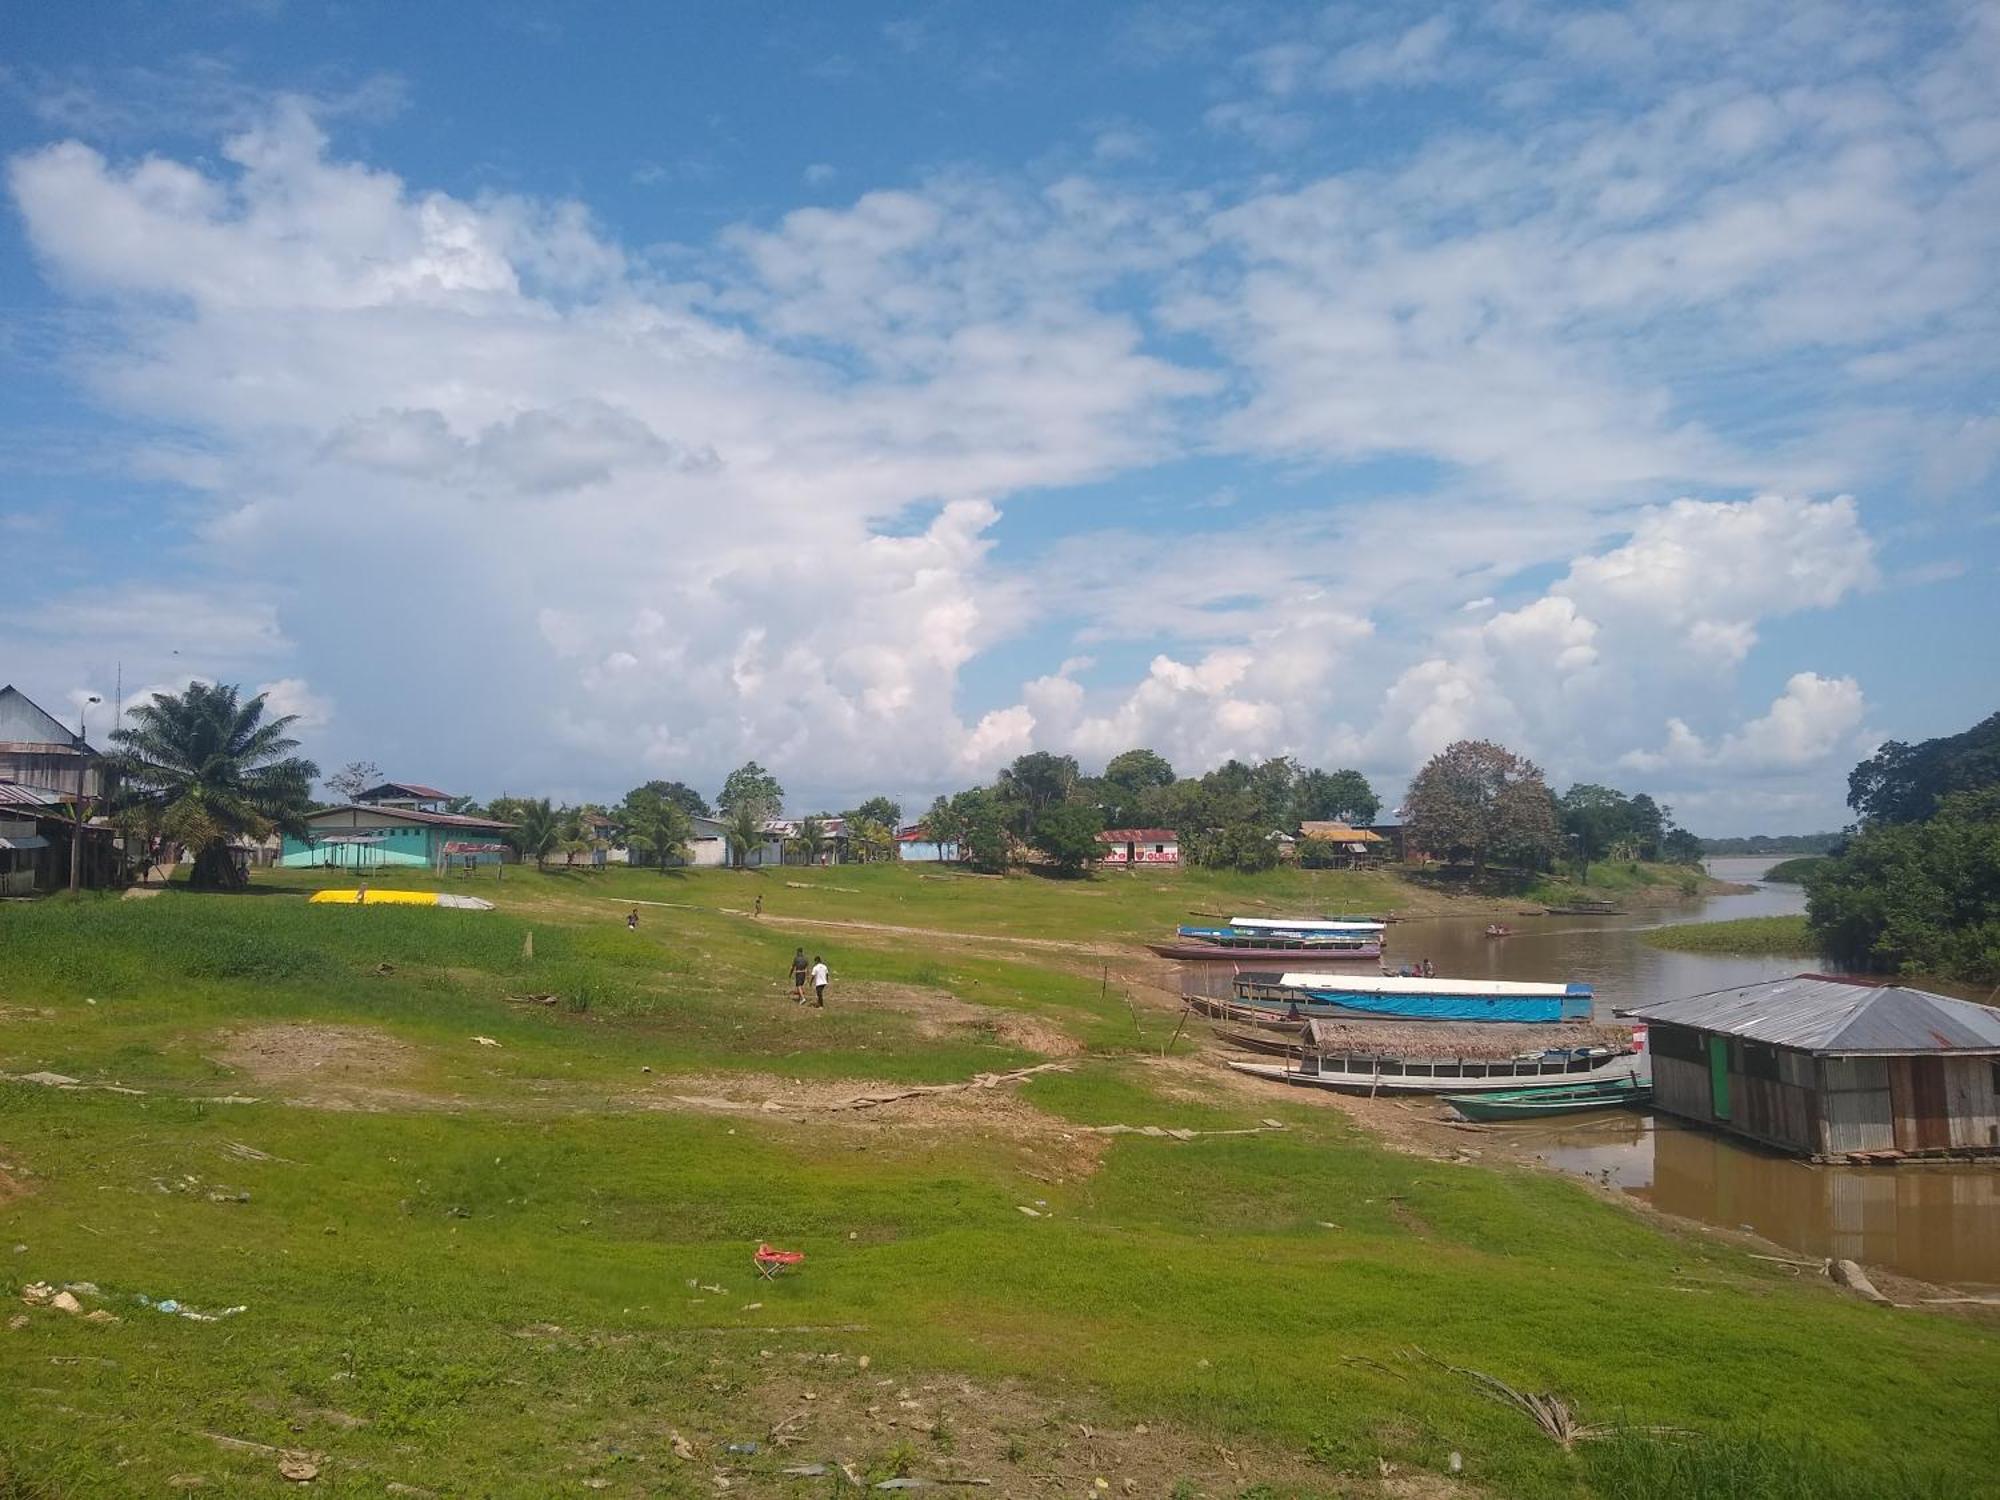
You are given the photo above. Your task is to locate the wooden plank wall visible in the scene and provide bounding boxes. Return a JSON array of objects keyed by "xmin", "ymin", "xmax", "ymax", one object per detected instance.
[
  {"xmin": 1817, "ymin": 1056, "xmax": 1895, "ymax": 1154},
  {"xmin": 1651, "ymin": 1056, "xmax": 1713, "ymax": 1123},
  {"xmin": 1944, "ymin": 1056, "xmax": 2000, "ymax": 1149}
]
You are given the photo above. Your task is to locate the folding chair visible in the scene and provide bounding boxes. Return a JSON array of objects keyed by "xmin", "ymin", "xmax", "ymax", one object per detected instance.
[{"xmin": 754, "ymin": 1242, "xmax": 805, "ymax": 1280}]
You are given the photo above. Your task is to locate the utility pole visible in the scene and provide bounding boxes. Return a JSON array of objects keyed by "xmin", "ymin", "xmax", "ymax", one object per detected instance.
[{"xmin": 69, "ymin": 694, "xmax": 102, "ymax": 894}]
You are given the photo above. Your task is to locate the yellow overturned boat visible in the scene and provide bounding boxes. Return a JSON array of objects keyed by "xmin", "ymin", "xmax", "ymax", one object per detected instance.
[{"xmin": 308, "ymin": 889, "xmax": 495, "ymax": 911}]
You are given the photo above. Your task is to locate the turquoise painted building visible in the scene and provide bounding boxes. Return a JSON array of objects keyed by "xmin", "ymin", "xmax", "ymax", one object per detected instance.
[{"xmin": 282, "ymin": 800, "xmax": 514, "ymax": 870}]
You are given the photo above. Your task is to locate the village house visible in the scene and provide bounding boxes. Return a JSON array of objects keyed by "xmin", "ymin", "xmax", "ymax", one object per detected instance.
[
  {"xmin": 0, "ymin": 685, "xmax": 120, "ymax": 891},
  {"xmin": 1297, "ymin": 821, "xmax": 1388, "ymax": 867},
  {"xmin": 1622, "ymin": 974, "xmax": 2000, "ymax": 1161},
  {"xmin": 895, "ymin": 823, "xmax": 957, "ymax": 862},
  {"xmin": 282, "ymin": 783, "xmax": 514, "ymax": 871},
  {"xmin": 1097, "ymin": 827, "xmax": 1180, "ymax": 865}
]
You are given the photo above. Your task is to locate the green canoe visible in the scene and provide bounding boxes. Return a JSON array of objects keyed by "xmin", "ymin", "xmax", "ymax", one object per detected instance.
[{"xmin": 1444, "ymin": 1072, "xmax": 1651, "ymax": 1122}]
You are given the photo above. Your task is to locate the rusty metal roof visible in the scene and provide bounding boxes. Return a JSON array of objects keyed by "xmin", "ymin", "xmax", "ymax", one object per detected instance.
[
  {"xmin": 1620, "ymin": 974, "xmax": 2000, "ymax": 1055},
  {"xmin": 0, "ymin": 781, "xmax": 70, "ymax": 808}
]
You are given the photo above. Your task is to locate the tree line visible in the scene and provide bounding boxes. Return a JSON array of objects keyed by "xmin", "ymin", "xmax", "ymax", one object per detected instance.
[
  {"xmin": 1806, "ymin": 710, "xmax": 2000, "ymax": 982},
  {"xmin": 98, "ymin": 679, "xmax": 1705, "ymax": 891}
]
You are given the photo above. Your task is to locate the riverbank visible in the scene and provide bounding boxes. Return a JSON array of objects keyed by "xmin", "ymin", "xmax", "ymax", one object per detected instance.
[
  {"xmin": 1763, "ymin": 856, "xmax": 1831, "ymax": 883},
  {"xmin": 1640, "ymin": 914, "xmax": 1819, "ymax": 956},
  {"xmin": 4, "ymin": 871, "xmax": 1994, "ymax": 1497}
]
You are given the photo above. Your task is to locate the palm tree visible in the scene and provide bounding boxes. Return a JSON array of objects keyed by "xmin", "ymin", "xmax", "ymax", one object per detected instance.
[
  {"xmin": 510, "ymin": 798, "xmax": 559, "ymax": 870},
  {"xmin": 724, "ymin": 802, "xmax": 766, "ymax": 869},
  {"xmin": 786, "ymin": 815, "xmax": 827, "ymax": 866},
  {"xmin": 106, "ymin": 682, "xmax": 318, "ymax": 891}
]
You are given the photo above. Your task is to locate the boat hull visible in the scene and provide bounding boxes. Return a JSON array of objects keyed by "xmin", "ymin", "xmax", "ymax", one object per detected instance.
[
  {"xmin": 1150, "ymin": 941, "xmax": 1383, "ymax": 962},
  {"xmin": 1233, "ymin": 990, "xmax": 1594, "ymax": 1023},
  {"xmin": 1444, "ymin": 1076, "xmax": 1651, "ymax": 1121},
  {"xmin": 1229, "ymin": 1051, "xmax": 1640, "ymax": 1096}
]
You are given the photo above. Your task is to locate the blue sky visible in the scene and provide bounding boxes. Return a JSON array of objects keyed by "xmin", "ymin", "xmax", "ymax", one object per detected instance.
[{"xmin": 2, "ymin": 1, "xmax": 1995, "ymax": 831}]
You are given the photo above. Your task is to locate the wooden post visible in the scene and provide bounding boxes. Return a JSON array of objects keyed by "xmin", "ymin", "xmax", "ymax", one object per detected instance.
[{"xmin": 1164, "ymin": 1001, "xmax": 1192, "ymax": 1058}]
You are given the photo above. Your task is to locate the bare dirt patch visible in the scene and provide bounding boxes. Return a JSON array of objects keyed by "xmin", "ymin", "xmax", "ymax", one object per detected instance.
[
  {"xmin": 0, "ymin": 1165, "xmax": 31, "ymax": 1206},
  {"xmin": 556, "ymin": 1346, "xmax": 1480, "ymax": 1498},
  {"xmin": 841, "ymin": 980, "xmax": 1084, "ymax": 1057},
  {"xmin": 208, "ymin": 1024, "xmax": 421, "ymax": 1104},
  {"xmin": 630, "ymin": 1067, "xmax": 1111, "ymax": 1181}
]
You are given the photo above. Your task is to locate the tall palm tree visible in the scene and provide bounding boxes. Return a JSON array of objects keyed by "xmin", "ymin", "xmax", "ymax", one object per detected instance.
[
  {"xmin": 106, "ymin": 682, "xmax": 318, "ymax": 891},
  {"xmin": 724, "ymin": 802, "xmax": 766, "ymax": 869},
  {"xmin": 510, "ymin": 799, "xmax": 559, "ymax": 870}
]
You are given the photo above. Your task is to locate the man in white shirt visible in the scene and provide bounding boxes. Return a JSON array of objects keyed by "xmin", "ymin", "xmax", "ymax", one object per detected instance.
[{"xmin": 809, "ymin": 956, "xmax": 829, "ymax": 1008}]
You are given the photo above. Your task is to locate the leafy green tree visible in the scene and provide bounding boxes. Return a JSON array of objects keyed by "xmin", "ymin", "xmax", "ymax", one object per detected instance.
[
  {"xmin": 1658, "ymin": 826, "xmax": 1705, "ymax": 865},
  {"xmin": 106, "ymin": 682, "xmax": 319, "ymax": 891},
  {"xmin": 723, "ymin": 802, "xmax": 769, "ymax": 869},
  {"xmin": 1626, "ymin": 793, "xmax": 1666, "ymax": 860},
  {"xmin": 1296, "ymin": 767, "xmax": 1380, "ymax": 826},
  {"xmin": 843, "ymin": 795, "xmax": 902, "ymax": 831},
  {"xmin": 634, "ymin": 779, "xmax": 711, "ymax": 819},
  {"xmin": 620, "ymin": 784, "xmax": 693, "ymax": 870},
  {"xmin": 945, "ymin": 789, "xmax": 1010, "ymax": 872},
  {"xmin": 1807, "ymin": 787, "xmax": 2000, "ymax": 981},
  {"xmin": 443, "ymin": 794, "xmax": 485, "ymax": 816},
  {"xmin": 1029, "ymin": 802, "xmax": 1103, "ymax": 876},
  {"xmin": 1185, "ymin": 821, "xmax": 1280, "ymax": 873},
  {"xmin": 1848, "ymin": 710, "xmax": 2000, "ymax": 826},
  {"xmin": 508, "ymin": 799, "xmax": 560, "ymax": 870},
  {"xmin": 995, "ymin": 752, "xmax": 1079, "ymax": 836},
  {"xmin": 1404, "ymin": 740, "xmax": 1560, "ymax": 875},
  {"xmin": 1099, "ymin": 748, "xmax": 1175, "ymax": 826},
  {"xmin": 717, "ymin": 761, "xmax": 784, "ymax": 819},
  {"xmin": 1558, "ymin": 783, "xmax": 1632, "ymax": 882}
]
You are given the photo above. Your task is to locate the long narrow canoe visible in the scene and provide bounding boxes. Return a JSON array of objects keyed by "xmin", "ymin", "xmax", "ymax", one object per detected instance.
[
  {"xmin": 1151, "ymin": 940, "xmax": 1383, "ymax": 962},
  {"xmin": 1229, "ymin": 1048, "xmax": 1638, "ymax": 1095},
  {"xmin": 1443, "ymin": 1073, "xmax": 1651, "ymax": 1121},
  {"xmin": 1226, "ymin": 916, "xmax": 1387, "ymax": 934}
]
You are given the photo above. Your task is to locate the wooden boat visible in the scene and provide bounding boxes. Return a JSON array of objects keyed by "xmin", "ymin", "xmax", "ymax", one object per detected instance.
[
  {"xmin": 1443, "ymin": 1073, "xmax": 1651, "ymax": 1121},
  {"xmin": 1151, "ymin": 940, "xmax": 1382, "ymax": 962},
  {"xmin": 1231, "ymin": 971, "xmax": 1595, "ymax": 1024},
  {"xmin": 1541, "ymin": 901, "xmax": 1623, "ymax": 916},
  {"xmin": 1229, "ymin": 1046, "xmax": 1639, "ymax": 1096},
  {"xmin": 1484, "ymin": 924, "xmax": 1512, "ymax": 938},
  {"xmin": 1183, "ymin": 993, "xmax": 1307, "ymax": 1031}
]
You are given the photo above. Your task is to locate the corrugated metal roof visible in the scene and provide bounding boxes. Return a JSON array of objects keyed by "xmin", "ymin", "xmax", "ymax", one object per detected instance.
[
  {"xmin": 356, "ymin": 782, "xmax": 454, "ymax": 802},
  {"xmin": 1620, "ymin": 975, "xmax": 2000, "ymax": 1055},
  {"xmin": 0, "ymin": 781, "xmax": 70, "ymax": 808}
]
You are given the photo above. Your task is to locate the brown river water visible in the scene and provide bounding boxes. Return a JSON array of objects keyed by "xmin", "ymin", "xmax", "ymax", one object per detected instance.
[{"xmin": 1182, "ymin": 858, "xmax": 2000, "ymax": 1288}]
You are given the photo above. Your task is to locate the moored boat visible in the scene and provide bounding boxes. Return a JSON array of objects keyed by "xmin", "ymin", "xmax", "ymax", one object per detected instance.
[
  {"xmin": 1152, "ymin": 938, "xmax": 1383, "ymax": 962},
  {"xmin": 1228, "ymin": 1046, "xmax": 1638, "ymax": 1095},
  {"xmin": 1442, "ymin": 1073, "xmax": 1651, "ymax": 1121},
  {"xmin": 1231, "ymin": 970, "xmax": 1595, "ymax": 1024}
]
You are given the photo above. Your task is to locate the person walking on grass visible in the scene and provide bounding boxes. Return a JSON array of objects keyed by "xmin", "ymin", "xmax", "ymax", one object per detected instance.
[
  {"xmin": 790, "ymin": 947, "xmax": 810, "ymax": 1002},
  {"xmin": 627, "ymin": 907, "xmax": 640, "ymax": 932},
  {"xmin": 809, "ymin": 955, "xmax": 829, "ymax": 1008}
]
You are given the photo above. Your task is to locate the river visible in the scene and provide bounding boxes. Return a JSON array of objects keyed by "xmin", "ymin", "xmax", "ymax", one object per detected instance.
[{"xmin": 1186, "ymin": 858, "xmax": 2000, "ymax": 1288}]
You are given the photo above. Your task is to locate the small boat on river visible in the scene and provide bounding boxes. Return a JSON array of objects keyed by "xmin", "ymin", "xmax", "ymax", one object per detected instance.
[
  {"xmin": 1229, "ymin": 1044, "xmax": 1637, "ymax": 1096},
  {"xmin": 1484, "ymin": 923, "xmax": 1512, "ymax": 938},
  {"xmin": 1231, "ymin": 971, "xmax": 1595, "ymax": 1024},
  {"xmin": 1541, "ymin": 901, "xmax": 1624, "ymax": 916},
  {"xmin": 1442, "ymin": 1073, "xmax": 1651, "ymax": 1121},
  {"xmin": 1157, "ymin": 915, "xmax": 1385, "ymax": 962}
]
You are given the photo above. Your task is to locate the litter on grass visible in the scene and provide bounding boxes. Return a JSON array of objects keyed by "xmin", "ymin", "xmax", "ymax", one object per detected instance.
[{"xmin": 136, "ymin": 1294, "xmax": 247, "ymax": 1322}]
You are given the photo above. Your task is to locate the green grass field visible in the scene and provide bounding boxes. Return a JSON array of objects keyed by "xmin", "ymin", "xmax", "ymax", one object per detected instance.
[
  {"xmin": 1639, "ymin": 915, "xmax": 1820, "ymax": 957},
  {"xmin": 4, "ymin": 865, "xmax": 1994, "ymax": 1497}
]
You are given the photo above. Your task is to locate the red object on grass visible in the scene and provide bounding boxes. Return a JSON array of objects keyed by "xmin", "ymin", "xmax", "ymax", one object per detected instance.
[{"xmin": 754, "ymin": 1242, "xmax": 805, "ymax": 1278}]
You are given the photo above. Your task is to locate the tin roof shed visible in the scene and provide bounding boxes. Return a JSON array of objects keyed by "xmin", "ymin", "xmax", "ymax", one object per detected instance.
[{"xmin": 1621, "ymin": 974, "xmax": 2000, "ymax": 1056}]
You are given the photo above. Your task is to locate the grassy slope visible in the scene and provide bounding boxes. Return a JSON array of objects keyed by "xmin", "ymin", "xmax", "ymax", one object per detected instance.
[
  {"xmin": 1763, "ymin": 856, "xmax": 1832, "ymax": 884},
  {"xmin": 2, "ymin": 868, "xmax": 1993, "ymax": 1498},
  {"xmin": 1640, "ymin": 915, "xmax": 1819, "ymax": 956}
]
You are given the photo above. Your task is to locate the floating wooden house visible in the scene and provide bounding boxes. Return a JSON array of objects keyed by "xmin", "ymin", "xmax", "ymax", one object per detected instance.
[{"xmin": 1621, "ymin": 975, "xmax": 2000, "ymax": 1161}]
